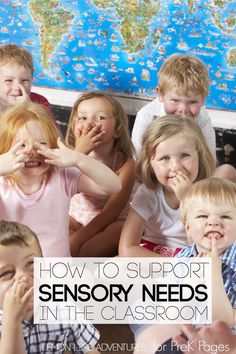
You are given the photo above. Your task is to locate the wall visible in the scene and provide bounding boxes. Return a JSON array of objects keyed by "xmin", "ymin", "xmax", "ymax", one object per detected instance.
[
  {"xmin": 33, "ymin": 86, "xmax": 236, "ymax": 167},
  {"xmin": 33, "ymin": 86, "xmax": 236, "ymax": 129}
]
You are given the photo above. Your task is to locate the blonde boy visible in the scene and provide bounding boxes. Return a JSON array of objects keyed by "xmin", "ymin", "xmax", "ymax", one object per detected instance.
[
  {"xmin": 133, "ymin": 178, "xmax": 236, "ymax": 354},
  {"xmin": 0, "ymin": 220, "xmax": 100, "ymax": 354},
  {"xmin": 132, "ymin": 53, "xmax": 216, "ymax": 156},
  {"xmin": 0, "ymin": 44, "xmax": 53, "ymax": 116}
]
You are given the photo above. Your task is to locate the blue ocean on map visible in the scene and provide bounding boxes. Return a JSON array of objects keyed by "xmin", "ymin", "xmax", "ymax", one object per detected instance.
[{"xmin": 0, "ymin": 0, "xmax": 235, "ymax": 110}]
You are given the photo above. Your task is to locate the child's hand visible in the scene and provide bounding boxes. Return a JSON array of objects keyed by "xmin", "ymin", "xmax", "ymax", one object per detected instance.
[
  {"xmin": 208, "ymin": 238, "xmax": 222, "ymax": 271},
  {"xmin": 167, "ymin": 168, "xmax": 192, "ymax": 201},
  {"xmin": 15, "ymin": 84, "xmax": 31, "ymax": 104},
  {"xmin": 75, "ymin": 121, "xmax": 96, "ymax": 137},
  {"xmin": 37, "ymin": 137, "xmax": 79, "ymax": 167},
  {"xmin": 0, "ymin": 141, "xmax": 28, "ymax": 176},
  {"xmin": 198, "ymin": 238, "xmax": 222, "ymax": 271},
  {"xmin": 3, "ymin": 277, "xmax": 33, "ymax": 322},
  {"xmin": 75, "ymin": 122, "xmax": 105, "ymax": 154}
]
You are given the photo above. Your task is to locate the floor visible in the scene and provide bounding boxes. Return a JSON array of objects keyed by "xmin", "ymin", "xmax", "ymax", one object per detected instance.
[{"xmin": 95, "ymin": 324, "xmax": 135, "ymax": 354}]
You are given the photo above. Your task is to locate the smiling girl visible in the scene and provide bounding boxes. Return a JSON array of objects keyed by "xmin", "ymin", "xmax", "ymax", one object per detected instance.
[
  {"xmin": 66, "ymin": 91, "xmax": 136, "ymax": 257},
  {"xmin": 0, "ymin": 102, "xmax": 121, "ymax": 257},
  {"xmin": 119, "ymin": 115, "xmax": 215, "ymax": 258}
]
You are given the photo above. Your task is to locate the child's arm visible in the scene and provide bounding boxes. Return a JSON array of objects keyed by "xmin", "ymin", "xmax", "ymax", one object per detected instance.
[
  {"xmin": 37, "ymin": 138, "xmax": 121, "ymax": 195},
  {"xmin": 0, "ymin": 278, "xmax": 32, "ymax": 354},
  {"xmin": 0, "ymin": 317, "xmax": 26, "ymax": 354},
  {"xmin": 0, "ymin": 141, "xmax": 28, "ymax": 176},
  {"xmin": 206, "ymin": 239, "xmax": 234, "ymax": 326},
  {"xmin": 119, "ymin": 208, "xmax": 161, "ymax": 257},
  {"xmin": 173, "ymin": 321, "xmax": 236, "ymax": 354},
  {"xmin": 70, "ymin": 159, "xmax": 136, "ymax": 253}
]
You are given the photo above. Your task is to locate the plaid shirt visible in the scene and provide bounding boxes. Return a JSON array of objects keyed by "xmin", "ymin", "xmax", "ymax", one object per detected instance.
[
  {"xmin": 177, "ymin": 243, "xmax": 236, "ymax": 334},
  {"xmin": 0, "ymin": 311, "xmax": 99, "ymax": 353}
]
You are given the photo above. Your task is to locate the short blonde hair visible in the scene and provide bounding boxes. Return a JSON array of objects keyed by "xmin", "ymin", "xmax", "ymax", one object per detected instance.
[
  {"xmin": 0, "ymin": 220, "xmax": 42, "ymax": 256},
  {"xmin": 158, "ymin": 53, "xmax": 209, "ymax": 98},
  {"xmin": 0, "ymin": 102, "xmax": 60, "ymax": 183},
  {"xmin": 65, "ymin": 91, "xmax": 134, "ymax": 162},
  {"xmin": 136, "ymin": 115, "xmax": 215, "ymax": 190},
  {"xmin": 180, "ymin": 177, "xmax": 236, "ymax": 223},
  {"xmin": 0, "ymin": 44, "xmax": 34, "ymax": 75}
]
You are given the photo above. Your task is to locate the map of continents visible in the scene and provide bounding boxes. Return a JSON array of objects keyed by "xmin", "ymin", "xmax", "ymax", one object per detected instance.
[
  {"xmin": 29, "ymin": 0, "xmax": 75, "ymax": 68},
  {"xmin": 0, "ymin": 0, "xmax": 235, "ymax": 110}
]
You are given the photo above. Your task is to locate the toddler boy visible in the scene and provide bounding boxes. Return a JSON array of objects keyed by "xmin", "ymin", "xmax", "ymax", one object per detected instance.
[
  {"xmin": 132, "ymin": 53, "xmax": 216, "ymax": 156},
  {"xmin": 0, "ymin": 220, "xmax": 100, "ymax": 353},
  {"xmin": 133, "ymin": 178, "xmax": 236, "ymax": 354},
  {"xmin": 0, "ymin": 44, "xmax": 54, "ymax": 118}
]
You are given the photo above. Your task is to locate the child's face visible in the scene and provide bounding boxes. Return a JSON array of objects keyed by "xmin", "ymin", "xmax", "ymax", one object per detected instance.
[
  {"xmin": 14, "ymin": 120, "xmax": 50, "ymax": 179},
  {"xmin": 159, "ymin": 90, "xmax": 204, "ymax": 119},
  {"xmin": 0, "ymin": 63, "xmax": 32, "ymax": 106},
  {"xmin": 151, "ymin": 133, "xmax": 199, "ymax": 190},
  {"xmin": 75, "ymin": 97, "xmax": 118, "ymax": 144},
  {"xmin": 184, "ymin": 197, "xmax": 236, "ymax": 254},
  {"xmin": 0, "ymin": 243, "xmax": 40, "ymax": 311}
]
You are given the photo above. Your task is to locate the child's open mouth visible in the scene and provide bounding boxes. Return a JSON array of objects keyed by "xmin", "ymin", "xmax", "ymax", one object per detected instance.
[
  {"xmin": 204, "ymin": 231, "xmax": 223, "ymax": 240},
  {"xmin": 24, "ymin": 161, "xmax": 42, "ymax": 168}
]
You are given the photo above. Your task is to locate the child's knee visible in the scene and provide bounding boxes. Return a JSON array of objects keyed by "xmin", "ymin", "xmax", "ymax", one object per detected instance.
[{"xmin": 214, "ymin": 164, "xmax": 236, "ymax": 182}]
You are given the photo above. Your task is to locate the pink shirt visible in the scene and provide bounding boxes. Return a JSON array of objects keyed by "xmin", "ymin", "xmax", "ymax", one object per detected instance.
[
  {"xmin": 0, "ymin": 167, "xmax": 80, "ymax": 257},
  {"xmin": 69, "ymin": 152, "xmax": 132, "ymax": 226}
]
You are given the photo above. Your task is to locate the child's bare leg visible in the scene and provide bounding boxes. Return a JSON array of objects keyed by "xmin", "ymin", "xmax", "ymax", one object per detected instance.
[
  {"xmin": 134, "ymin": 324, "xmax": 181, "ymax": 354},
  {"xmin": 69, "ymin": 215, "xmax": 83, "ymax": 233},
  {"xmin": 78, "ymin": 221, "xmax": 124, "ymax": 257}
]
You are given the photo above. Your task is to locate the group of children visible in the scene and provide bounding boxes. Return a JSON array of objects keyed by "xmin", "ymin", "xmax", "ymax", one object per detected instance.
[{"xmin": 0, "ymin": 43, "xmax": 235, "ymax": 353}]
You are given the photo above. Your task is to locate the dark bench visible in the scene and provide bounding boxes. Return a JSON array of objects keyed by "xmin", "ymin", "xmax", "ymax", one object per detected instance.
[{"xmin": 51, "ymin": 104, "xmax": 236, "ymax": 168}]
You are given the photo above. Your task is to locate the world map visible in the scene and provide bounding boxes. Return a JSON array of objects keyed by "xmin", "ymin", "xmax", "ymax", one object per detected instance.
[{"xmin": 0, "ymin": 0, "xmax": 235, "ymax": 110}]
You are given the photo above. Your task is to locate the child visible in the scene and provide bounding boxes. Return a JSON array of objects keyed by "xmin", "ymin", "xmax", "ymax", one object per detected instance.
[
  {"xmin": 131, "ymin": 53, "xmax": 236, "ymax": 182},
  {"xmin": 133, "ymin": 177, "xmax": 236, "ymax": 354},
  {"xmin": 119, "ymin": 115, "xmax": 215, "ymax": 257},
  {"xmin": 0, "ymin": 44, "xmax": 54, "ymax": 118},
  {"xmin": 0, "ymin": 220, "xmax": 100, "ymax": 354},
  {"xmin": 131, "ymin": 53, "xmax": 216, "ymax": 156},
  {"xmin": 0, "ymin": 102, "xmax": 121, "ymax": 257},
  {"xmin": 65, "ymin": 91, "xmax": 136, "ymax": 257}
]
